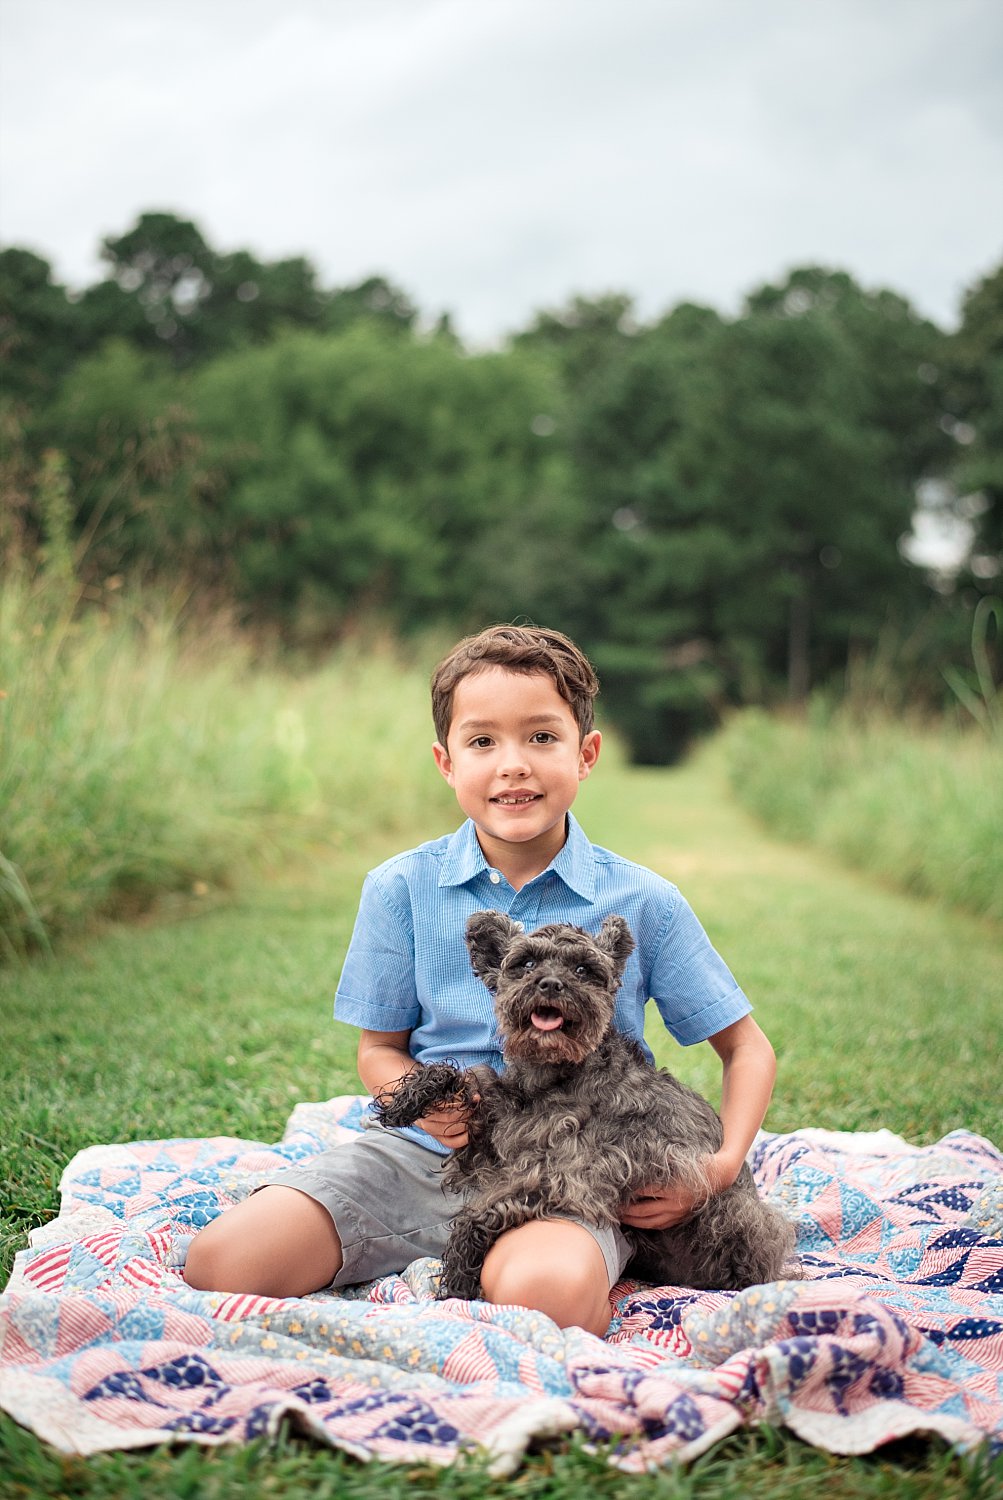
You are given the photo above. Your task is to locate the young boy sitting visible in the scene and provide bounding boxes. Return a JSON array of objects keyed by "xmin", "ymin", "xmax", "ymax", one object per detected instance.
[{"xmin": 184, "ymin": 625, "xmax": 778, "ymax": 1337}]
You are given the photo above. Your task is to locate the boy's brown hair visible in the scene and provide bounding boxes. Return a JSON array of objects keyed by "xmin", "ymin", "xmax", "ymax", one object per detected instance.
[{"xmin": 431, "ymin": 624, "xmax": 599, "ymax": 745}]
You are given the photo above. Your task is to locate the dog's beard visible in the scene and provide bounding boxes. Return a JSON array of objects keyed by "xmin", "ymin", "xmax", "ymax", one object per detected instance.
[{"xmin": 496, "ymin": 979, "xmax": 612, "ymax": 1065}]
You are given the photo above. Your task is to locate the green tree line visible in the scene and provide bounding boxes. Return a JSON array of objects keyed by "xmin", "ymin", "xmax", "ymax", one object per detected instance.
[{"xmin": 2, "ymin": 211, "xmax": 1000, "ymax": 759}]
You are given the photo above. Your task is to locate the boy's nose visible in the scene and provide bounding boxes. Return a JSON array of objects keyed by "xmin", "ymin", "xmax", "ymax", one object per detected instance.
[{"xmin": 497, "ymin": 750, "xmax": 531, "ymax": 776}]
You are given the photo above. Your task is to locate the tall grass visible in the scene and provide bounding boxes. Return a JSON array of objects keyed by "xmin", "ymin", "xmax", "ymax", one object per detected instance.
[
  {"xmin": 0, "ymin": 568, "xmax": 454, "ymax": 956},
  {"xmin": 723, "ymin": 704, "xmax": 1002, "ymax": 921}
]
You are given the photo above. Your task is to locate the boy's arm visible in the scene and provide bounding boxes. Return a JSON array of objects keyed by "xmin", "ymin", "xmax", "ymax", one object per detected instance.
[
  {"xmin": 708, "ymin": 1013, "xmax": 777, "ymax": 1181},
  {"xmin": 357, "ymin": 1029, "xmax": 476, "ymax": 1149},
  {"xmin": 621, "ymin": 1015, "xmax": 777, "ymax": 1229}
]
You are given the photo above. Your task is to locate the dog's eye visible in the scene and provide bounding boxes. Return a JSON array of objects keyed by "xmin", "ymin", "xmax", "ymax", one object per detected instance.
[
  {"xmin": 575, "ymin": 964, "xmax": 587, "ymax": 975},
  {"xmin": 522, "ymin": 958, "xmax": 536, "ymax": 970}
]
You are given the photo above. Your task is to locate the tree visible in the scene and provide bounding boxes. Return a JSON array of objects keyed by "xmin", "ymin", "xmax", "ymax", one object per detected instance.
[
  {"xmin": 88, "ymin": 212, "xmax": 416, "ymax": 366},
  {"xmin": 0, "ymin": 248, "xmax": 79, "ymax": 403},
  {"xmin": 565, "ymin": 271, "xmax": 947, "ymax": 759},
  {"xmin": 95, "ymin": 211, "xmax": 219, "ymax": 363},
  {"xmin": 512, "ymin": 292, "xmax": 638, "ymax": 392},
  {"xmin": 42, "ymin": 340, "xmax": 202, "ymax": 575},
  {"xmin": 190, "ymin": 324, "xmax": 577, "ymax": 629},
  {"xmin": 944, "ymin": 262, "xmax": 1003, "ymax": 583},
  {"xmin": 324, "ymin": 275, "xmax": 417, "ymax": 337},
  {"xmin": 746, "ymin": 266, "xmax": 951, "ymax": 496}
]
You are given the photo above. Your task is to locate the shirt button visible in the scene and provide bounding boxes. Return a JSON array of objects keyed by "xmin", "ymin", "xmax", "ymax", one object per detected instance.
[{"xmin": 488, "ymin": 871, "xmax": 501, "ymax": 885}]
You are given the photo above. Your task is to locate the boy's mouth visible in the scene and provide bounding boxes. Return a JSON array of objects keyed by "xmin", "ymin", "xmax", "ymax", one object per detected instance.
[{"xmin": 491, "ymin": 792, "xmax": 541, "ymax": 806}]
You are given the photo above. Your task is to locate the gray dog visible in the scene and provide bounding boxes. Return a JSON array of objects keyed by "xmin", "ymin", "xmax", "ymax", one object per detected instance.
[{"xmin": 374, "ymin": 911, "xmax": 797, "ymax": 1300}]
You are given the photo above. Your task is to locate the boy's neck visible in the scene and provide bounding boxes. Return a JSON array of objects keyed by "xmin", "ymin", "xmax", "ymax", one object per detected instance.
[{"xmin": 474, "ymin": 819, "xmax": 569, "ymax": 893}]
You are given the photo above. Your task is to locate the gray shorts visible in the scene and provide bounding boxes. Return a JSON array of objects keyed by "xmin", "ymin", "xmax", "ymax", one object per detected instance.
[{"xmin": 259, "ymin": 1120, "xmax": 632, "ymax": 1291}]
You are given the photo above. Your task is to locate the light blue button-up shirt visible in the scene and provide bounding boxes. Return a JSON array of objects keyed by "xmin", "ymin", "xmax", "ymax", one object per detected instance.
[{"xmin": 335, "ymin": 814, "xmax": 751, "ymax": 1154}]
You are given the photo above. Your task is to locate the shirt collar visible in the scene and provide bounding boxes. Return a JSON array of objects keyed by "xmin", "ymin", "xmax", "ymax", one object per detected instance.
[
  {"xmin": 550, "ymin": 813, "xmax": 597, "ymax": 901},
  {"xmin": 438, "ymin": 813, "xmax": 596, "ymax": 902}
]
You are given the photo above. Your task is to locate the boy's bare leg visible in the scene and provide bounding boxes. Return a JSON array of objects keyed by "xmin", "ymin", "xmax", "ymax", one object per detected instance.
[
  {"xmin": 183, "ymin": 1185, "xmax": 342, "ymax": 1298},
  {"xmin": 479, "ymin": 1220, "xmax": 612, "ymax": 1338}
]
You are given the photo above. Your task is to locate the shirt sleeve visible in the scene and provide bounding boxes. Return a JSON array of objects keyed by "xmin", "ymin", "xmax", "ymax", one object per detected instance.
[
  {"xmin": 334, "ymin": 873, "xmax": 420, "ymax": 1033},
  {"xmin": 649, "ymin": 890, "xmax": 751, "ymax": 1045}
]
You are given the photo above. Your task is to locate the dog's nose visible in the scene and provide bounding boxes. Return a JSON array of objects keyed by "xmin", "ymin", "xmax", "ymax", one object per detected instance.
[{"xmin": 537, "ymin": 975, "xmax": 564, "ymax": 998}]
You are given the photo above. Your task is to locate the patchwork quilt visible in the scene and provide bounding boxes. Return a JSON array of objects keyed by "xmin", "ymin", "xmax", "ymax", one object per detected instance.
[{"xmin": 1, "ymin": 1098, "xmax": 1000, "ymax": 1474}]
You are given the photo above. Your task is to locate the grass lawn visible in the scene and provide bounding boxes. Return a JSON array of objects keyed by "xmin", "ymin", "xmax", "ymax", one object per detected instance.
[{"xmin": 2, "ymin": 742, "xmax": 1001, "ymax": 1498}]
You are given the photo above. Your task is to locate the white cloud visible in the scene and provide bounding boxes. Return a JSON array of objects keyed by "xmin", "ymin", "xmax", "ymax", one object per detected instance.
[{"xmin": 1, "ymin": 0, "xmax": 1000, "ymax": 340}]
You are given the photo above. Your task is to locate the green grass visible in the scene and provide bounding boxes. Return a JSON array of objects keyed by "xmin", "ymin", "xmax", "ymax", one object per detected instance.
[
  {"xmin": 0, "ymin": 568, "xmax": 456, "ymax": 955},
  {"xmin": 722, "ymin": 705, "xmax": 1003, "ymax": 922},
  {"xmin": 3, "ymin": 739, "xmax": 1001, "ymax": 1497},
  {"xmin": 1, "ymin": 1419, "xmax": 999, "ymax": 1500}
]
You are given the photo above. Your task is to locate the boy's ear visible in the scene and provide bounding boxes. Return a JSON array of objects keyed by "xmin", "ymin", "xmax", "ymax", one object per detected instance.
[
  {"xmin": 595, "ymin": 914, "xmax": 635, "ymax": 979},
  {"xmin": 432, "ymin": 741, "xmax": 454, "ymax": 785},
  {"xmin": 465, "ymin": 910, "xmax": 518, "ymax": 991},
  {"xmin": 578, "ymin": 730, "xmax": 601, "ymax": 782}
]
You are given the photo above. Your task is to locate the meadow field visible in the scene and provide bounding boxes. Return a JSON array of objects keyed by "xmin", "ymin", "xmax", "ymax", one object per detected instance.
[
  {"xmin": 2, "ymin": 589, "xmax": 1001, "ymax": 1498},
  {"xmin": 0, "ymin": 571, "xmax": 457, "ymax": 956},
  {"xmin": 723, "ymin": 703, "xmax": 1002, "ymax": 923}
]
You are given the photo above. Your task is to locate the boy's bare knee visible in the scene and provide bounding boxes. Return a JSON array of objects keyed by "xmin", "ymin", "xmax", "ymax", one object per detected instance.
[
  {"xmin": 182, "ymin": 1186, "xmax": 342, "ymax": 1297},
  {"xmin": 480, "ymin": 1220, "xmax": 611, "ymax": 1336},
  {"xmin": 182, "ymin": 1225, "xmax": 230, "ymax": 1291}
]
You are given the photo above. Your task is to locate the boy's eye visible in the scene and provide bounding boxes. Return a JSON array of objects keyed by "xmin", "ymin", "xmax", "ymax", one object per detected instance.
[
  {"xmin": 471, "ymin": 736, "xmax": 493, "ymax": 748},
  {"xmin": 530, "ymin": 732, "xmax": 556, "ymax": 744}
]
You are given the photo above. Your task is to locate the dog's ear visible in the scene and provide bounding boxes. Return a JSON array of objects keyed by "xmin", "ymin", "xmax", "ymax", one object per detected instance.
[
  {"xmin": 595, "ymin": 914, "xmax": 635, "ymax": 979},
  {"xmin": 465, "ymin": 910, "xmax": 519, "ymax": 991}
]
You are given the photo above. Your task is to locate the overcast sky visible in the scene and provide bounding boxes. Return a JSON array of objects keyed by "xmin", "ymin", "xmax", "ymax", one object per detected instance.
[{"xmin": 1, "ymin": 0, "xmax": 1001, "ymax": 344}]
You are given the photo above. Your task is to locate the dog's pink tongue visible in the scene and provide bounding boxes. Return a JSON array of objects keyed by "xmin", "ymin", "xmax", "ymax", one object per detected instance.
[{"xmin": 531, "ymin": 1010, "xmax": 564, "ymax": 1031}]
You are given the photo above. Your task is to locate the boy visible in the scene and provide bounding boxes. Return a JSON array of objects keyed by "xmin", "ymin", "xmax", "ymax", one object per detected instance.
[{"xmin": 184, "ymin": 626, "xmax": 777, "ymax": 1337}]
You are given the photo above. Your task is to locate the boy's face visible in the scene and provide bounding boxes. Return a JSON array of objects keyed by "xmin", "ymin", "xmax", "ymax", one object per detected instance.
[{"xmin": 433, "ymin": 666, "xmax": 600, "ymax": 873}]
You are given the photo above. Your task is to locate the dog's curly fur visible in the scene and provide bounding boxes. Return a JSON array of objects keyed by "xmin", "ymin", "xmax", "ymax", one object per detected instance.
[{"xmin": 374, "ymin": 911, "xmax": 797, "ymax": 1300}]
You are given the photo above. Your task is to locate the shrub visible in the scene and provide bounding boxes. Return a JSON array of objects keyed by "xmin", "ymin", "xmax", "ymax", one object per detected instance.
[
  {"xmin": 0, "ymin": 569, "xmax": 453, "ymax": 956},
  {"xmin": 723, "ymin": 706, "xmax": 1002, "ymax": 920}
]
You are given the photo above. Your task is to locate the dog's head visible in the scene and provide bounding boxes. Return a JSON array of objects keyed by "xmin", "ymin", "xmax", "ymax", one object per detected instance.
[{"xmin": 465, "ymin": 911, "xmax": 635, "ymax": 1065}]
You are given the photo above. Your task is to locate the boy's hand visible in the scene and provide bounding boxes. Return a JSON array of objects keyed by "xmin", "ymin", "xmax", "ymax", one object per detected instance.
[
  {"xmin": 417, "ymin": 1086, "xmax": 482, "ymax": 1150},
  {"xmin": 620, "ymin": 1183, "xmax": 701, "ymax": 1229},
  {"xmin": 621, "ymin": 1151, "xmax": 737, "ymax": 1229}
]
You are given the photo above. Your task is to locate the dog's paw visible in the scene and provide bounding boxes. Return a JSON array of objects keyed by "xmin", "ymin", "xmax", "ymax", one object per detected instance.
[{"xmin": 372, "ymin": 1062, "xmax": 467, "ymax": 1128}]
